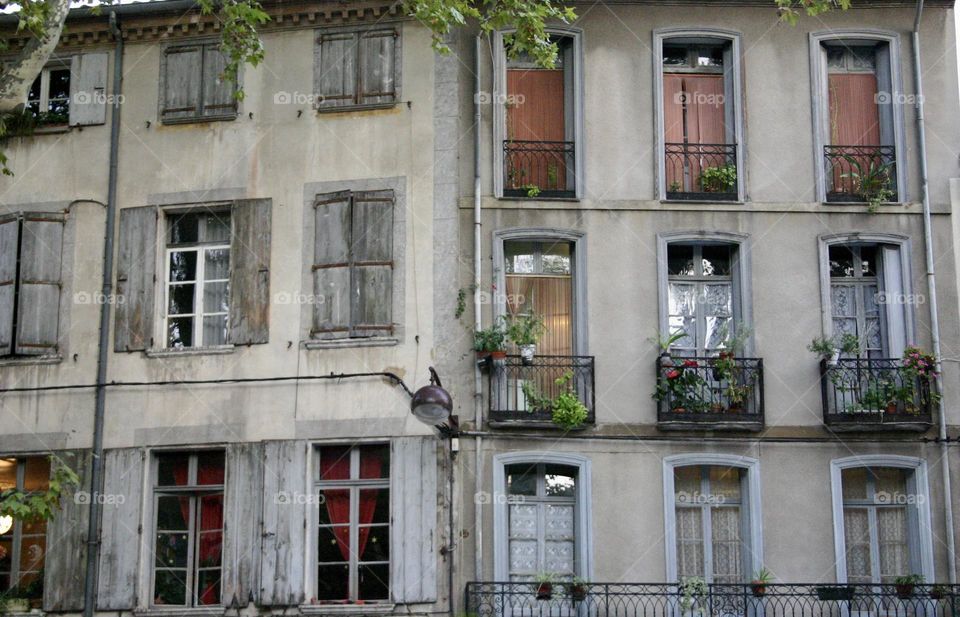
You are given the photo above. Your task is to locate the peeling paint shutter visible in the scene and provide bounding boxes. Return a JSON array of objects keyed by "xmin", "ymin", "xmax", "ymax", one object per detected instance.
[
  {"xmin": 359, "ymin": 29, "xmax": 397, "ymax": 106},
  {"xmin": 16, "ymin": 213, "xmax": 64, "ymax": 355},
  {"xmin": 97, "ymin": 448, "xmax": 145, "ymax": 610},
  {"xmin": 0, "ymin": 215, "xmax": 20, "ymax": 355},
  {"xmin": 312, "ymin": 191, "xmax": 352, "ymax": 339},
  {"xmin": 316, "ymin": 31, "xmax": 358, "ymax": 108},
  {"xmin": 260, "ymin": 441, "xmax": 307, "ymax": 606},
  {"xmin": 352, "ymin": 190, "xmax": 393, "ymax": 337},
  {"xmin": 114, "ymin": 206, "xmax": 158, "ymax": 352},
  {"xmin": 229, "ymin": 199, "xmax": 272, "ymax": 345},
  {"xmin": 222, "ymin": 442, "xmax": 264, "ymax": 608},
  {"xmin": 202, "ymin": 45, "xmax": 237, "ymax": 118},
  {"xmin": 44, "ymin": 450, "xmax": 91, "ymax": 612},
  {"xmin": 69, "ymin": 52, "xmax": 108, "ymax": 126},
  {"xmin": 390, "ymin": 437, "xmax": 438, "ymax": 603},
  {"xmin": 160, "ymin": 45, "xmax": 202, "ymax": 122}
]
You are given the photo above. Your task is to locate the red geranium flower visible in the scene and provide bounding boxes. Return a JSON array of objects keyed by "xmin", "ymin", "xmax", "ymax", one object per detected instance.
[
  {"xmin": 682, "ymin": 359, "xmax": 699, "ymax": 368},
  {"xmin": 667, "ymin": 370, "xmax": 681, "ymax": 379}
]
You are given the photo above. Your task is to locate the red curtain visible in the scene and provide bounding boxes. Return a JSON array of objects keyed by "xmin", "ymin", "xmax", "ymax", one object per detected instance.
[
  {"xmin": 505, "ymin": 68, "xmax": 567, "ymax": 190},
  {"xmin": 171, "ymin": 461, "xmax": 223, "ymax": 606},
  {"xmin": 321, "ymin": 451, "xmax": 383, "ymax": 561},
  {"xmin": 663, "ymin": 73, "xmax": 727, "ymax": 191}
]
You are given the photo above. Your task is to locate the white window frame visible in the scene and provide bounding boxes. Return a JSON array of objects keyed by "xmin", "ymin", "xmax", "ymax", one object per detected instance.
[
  {"xmin": 829, "ymin": 455, "xmax": 934, "ymax": 583},
  {"xmin": 161, "ymin": 206, "xmax": 232, "ymax": 349},
  {"xmin": 653, "ymin": 28, "xmax": 746, "ymax": 202},
  {"xmin": 492, "ymin": 27, "xmax": 585, "ymax": 200},
  {"xmin": 809, "ymin": 30, "xmax": 907, "ymax": 203},
  {"xmin": 26, "ymin": 58, "xmax": 71, "ymax": 123},
  {"xmin": 662, "ymin": 453, "xmax": 763, "ymax": 583},
  {"xmin": 492, "ymin": 451, "xmax": 593, "ymax": 582}
]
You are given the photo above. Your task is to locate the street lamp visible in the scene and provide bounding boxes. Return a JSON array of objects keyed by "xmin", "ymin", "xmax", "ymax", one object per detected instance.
[{"xmin": 410, "ymin": 367, "xmax": 457, "ymax": 436}]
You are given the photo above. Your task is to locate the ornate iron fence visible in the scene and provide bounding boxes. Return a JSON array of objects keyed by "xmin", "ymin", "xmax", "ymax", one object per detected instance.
[
  {"xmin": 655, "ymin": 355, "xmax": 764, "ymax": 430},
  {"xmin": 504, "ymin": 140, "xmax": 576, "ymax": 198},
  {"xmin": 820, "ymin": 358, "xmax": 934, "ymax": 430},
  {"xmin": 823, "ymin": 145, "xmax": 898, "ymax": 203},
  {"xmin": 664, "ymin": 143, "xmax": 738, "ymax": 201},
  {"xmin": 488, "ymin": 355, "xmax": 595, "ymax": 425}
]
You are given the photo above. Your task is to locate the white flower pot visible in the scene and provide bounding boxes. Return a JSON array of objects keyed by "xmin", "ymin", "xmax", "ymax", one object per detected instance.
[{"xmin": 520, "ymin": 344, "xmax": 536, "ymax": 364}]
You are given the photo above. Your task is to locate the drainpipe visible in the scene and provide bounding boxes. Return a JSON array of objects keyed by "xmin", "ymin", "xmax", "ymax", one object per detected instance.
[
  {"xmin": 473, "ymin": 33, "xmax": 485, "ymax": 583},
  {"xmin": 83, "ymin": 11, "xmax": 123, "ymax": 616},
  {"xmin": 912, "ymin": 0, "xmax": 957, "ymax": 584}
]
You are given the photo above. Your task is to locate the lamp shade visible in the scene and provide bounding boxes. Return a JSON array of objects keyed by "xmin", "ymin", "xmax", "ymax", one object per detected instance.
[{"xmin": 411, "ymin": 383, "xmax": 453, "ymax": 425}]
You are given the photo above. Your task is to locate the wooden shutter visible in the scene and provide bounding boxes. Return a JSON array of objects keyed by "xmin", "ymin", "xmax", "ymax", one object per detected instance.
[
  {"xmin": 390, "ymin": 437, "xmax": 438, "ymax": 603},
  {"xmin": 202, "ymin": 45, "xmax": 237, "ymax": 118},
  {"xmin": 316, "ymin": 31, "xmax": 358, "ymax": 108},
  {"xmin": 311, "ymin": 191, "xmax": 352, "ymax": 339},
  {"xmin": 97, "ymin": 448, "xmax": 145, "ymax": 610},
  {"xmin": 259, "ymin": 441, "xmax": 307, "ymax": 606},
  {"xmin": 16, "ymin": 213, "xmax": 64, "ymax": 355},
  {"xmin": 114, "ymin": 206, "xmax": 158, "ymax": 352},
  {"xmin": 0, "ymin": 215, "xmax": 19, "ymax": 355},
  {"xmin": 44, "ymin": 450, "xmax": 92, "ymax": 612},
  {"xmin": 359, "ymin": 29, "xmax": 397, "ymax": 105},
  {"xmin": 69, "ymin": 52, "xmax": 108, "ymax": 126},
  {"xmin": 160, "ymin": 45, "xmax": 202, "ymax": 122},
  {"xmin": 229, "ymin": 198, "xmax": 272, "ymax": 345},
  {"xmin": 352, "ymin": 190, "xmax": 394, "ymax": 337},
  {"xmin": 222, "ymin": 442, "xmax": 263, "ymax": 608}
]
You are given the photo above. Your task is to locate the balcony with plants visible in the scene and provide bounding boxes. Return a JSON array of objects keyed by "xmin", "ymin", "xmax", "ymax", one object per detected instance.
[
  {"xmin": 824, "ymin": 145, "xmax": 897, "ymax": 211},
  {"xmin": 664, "ymin": 143, "xmax": 738, "ymax": 201}
]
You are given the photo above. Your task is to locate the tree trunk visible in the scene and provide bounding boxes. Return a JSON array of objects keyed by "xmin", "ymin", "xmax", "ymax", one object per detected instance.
[{"xmin": 0, "ymin": 0, "xmax": 72, "ymax": 114}]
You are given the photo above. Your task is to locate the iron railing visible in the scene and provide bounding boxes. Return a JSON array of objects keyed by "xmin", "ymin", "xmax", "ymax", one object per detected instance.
[
  {"xmin": 488, "ymin": 355, "xmax": 595, "ymax": 425},
  {"xmin": 824, "ymin": 145, "xmax": 898, "ymax": 203},
  {"xmin": 655, "ymin": 355, "xmax": 764, "ymax": 430},
  {"xmin": 820, "ymin": 358, "xmax": 934, "ymax": 430},
  {"xmin": 504, "ymin": 140, "xmax": 576, "ymax": 198},
  {"xmin": 664, "ymin": 143, "xmax": 738, "ymax": 201},
  {"xmin": 466, "ymin": 582, "xmax": 960, "ymax": 617}
]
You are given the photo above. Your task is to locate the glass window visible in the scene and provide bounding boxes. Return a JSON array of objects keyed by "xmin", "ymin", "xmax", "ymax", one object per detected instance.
[
  {"xmin": 841, "ymin": 467, "xmax": 913, "ymax": 584},
  {"xmin": 0, "ymin": 457, "xmax": 49, "ymax": 598},
  {"xmin": 503, "ymin": 239, "xmax": 575, "ymax": 356},
  {"xmin": 829, "ymin": 244, "xmax": 886, "ymax": 358},
  {"xmin": 315, "ymin": 445, "xmax": 390, "ymax": 603},
  {"xmin": 165, "ymin": 208, "xmax": 231, "ymax": 348},
  {"xmin": 667, "ymin": 244, "xmax": 738, "ymax": 356},
  {"xmin": 26, "ymin": 61, "xmax": 71, "ymax": 125},
  {"xmin": 152, "ymin": 451, "xmax": 225, "ymax": 607}
]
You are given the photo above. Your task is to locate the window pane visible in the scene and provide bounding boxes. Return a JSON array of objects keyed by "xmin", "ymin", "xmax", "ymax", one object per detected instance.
[
  {"xmin": 197, "ymin": 451, "xmax": 225, "ymax": 485},
  {"xmin": 169, "ymin": 252, "xmax": 197, "ymax": 282},
  {"xmin": 169, "ymin": 213, "xmax": 200, "ymax": 244},
  {"xmin": 197, "ymin": 569, "xmax": 221, "ymax": 605},
  {"xmin": 168, "ymin": 284, "xmax": 196, "ymax": 315},
  {"xmin": 842, "ymin": 468, "xmax": 869, "ymax": 500},
  {"xmin": 676, "ymin": 507, "xmax": 704, "ymax": 578},
  {"xmin": 157, "ymin": 455, "xmax": 190, "ymax": 487},
  {"xmin": 878, "ymin": 507, "xmax": 908, "ymax": 583},
  {"xmin": 154, "ymin": 569, "xmax": 188, "ymax": 605},
  {"xmin": 544, "ymin": 465, "xmax": 576, "ymax": 497},
  {"xmin": 167, "ymin": 317, "xmax": 194, "ymax": 348},
  {"xmin": 709, "ymin": 467, "xmax": 742, "ymax": 501},
  {"xmin": 319, "ymin": 490, "xmax": 350, "ymax": 526},
  {"xmin": 360, "ymin": 525, "xmax": 389, "ymax": 562},
  {"xmin": 361, "ymin": 488, "xmax": 389, "ymax": 525},
  {"xmin": 358, "ymin": 563, "xmax": 389, "ymax": 600},
  {"xmin": 48, "ymin": 69, "xmax": 70, "ymax": 101},
  {"xmin": 504, "ymin": 241, "xmax": 537, "ymax": 274},
  {"xmin": 317, "ymin": 564, "xmax": 349, "ymax": 601},
  {"xmin": 830, "ymin": 245, "xmax": 856, "ymax": 277},
  {"xmin": 203, "ymin": 282, "xmax": 229, "ymax": 314},
  {"xmin": 202, "ymin": 212, "xmax": 231, "ymax": 243},
  {"xmin": 851, "ymin": 47, "xmax": 877, "ymax": 71},
  {"xmin": 827, "ymin": 47, "xmax": 846, "ymax": 69},
  {"xmin": 668, "ymin": 245, "xmax": 695, "ymax": 276},
  {"xmin": 318, "ymin": 526, "xmax": 349, "ymax": 562},
  {"xmin": 156, "ymin": 496, "xmax": 189, "ymax": 530},
  {"xmin": 674, "ymin": 466, "xmax": 701, "ymax": 500},
  {"xmin": 843, "ymin": 507, "xmax": 872, "ymax": 583},
  {"xmin": 701, "ymin": 245, "xmax": 731, "ymax": 276},
  {"xmin": 541, "ymin": 243, "xmax": 571, "ymax": 275},
  {"xmin": 875, "ymin": 467, "xmax": 908, "ymax": 498},
  {"xmin": 0, "ymin": 459, "xmax": 16, "ymax": 491},
  {"xmin": 155, "ymin": 532, "xmax": 189, "ymax": 568},
  {"xmin": 506, "ymin": 464, "xmax": 537, "ymax": 496},
  {"xmin": 18, "ymin": 536, "xmax": 45, "ymax": 574},
  {"xmin": 663, "ymin": 45, "xmax": 688, "ymax": 67},
  {"xmin": 711, "ymin": 506, "xmax": 742, "ymax": 583},
  {"xmin": 860, "ymin": 246, "xmax": 878, "ymax": 276},
  {"xmin": 319, "ymin": 447, "xmax": 351, "ymax": 481},
  {"xmin": 202, "ymin": 315, "xmax": 228, "ymax": 346},
  {"xmin": 204, "ymin": 248, "xmax": 230, "ymax": 280},
  {"xmin": 359, "ymin": 445, "xmax": 389, "ymax": 479}
]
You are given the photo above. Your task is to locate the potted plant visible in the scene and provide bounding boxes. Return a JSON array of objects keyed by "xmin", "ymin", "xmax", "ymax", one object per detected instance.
[
  {"xmin": 815, "ymin": 585, "xmax": 855, "ymax": 601},
  {"xmin": 474, "ymin": 319, "xmax": 508, "ymax": 363},
  {"xmin": 651, "ymin": 330, "xmax": 689, "ymax": 366},
  {"xmin": 902, "ymin": 346, "xmax": 941, "ymax": 408},
  {"xmin": 679, "ymin": 576, "xmax": 707, "ymax": 616},
  {"xmin": 751, "ymin": 567, "xmax": 774, "ymax": 597},
  {"xmin": 551, "ymin": 372, "xmax": 589, "ymax": 430},
  {"xmin": 700, "ymin": 164, "xmax": 737, "ymax": 193},
  {"xmin": 534, "ymin": 573, "xmax": 555, "ymax": 600},
  {"xmin": 808, "ymin": 333, "xmax": 860, "ymax": 366},
  {"xmin": 654, "ymin": 359, "xmax": 709, "ymax": 414},
  {"xmin": 840, "ymin": 154, "xmax": 896, "ymax": 213},
  {"xmin": 930, "ymin": 584, "xmax": 949, "ymax": 600},
  {"xmin": 567, "ymin": 577, "xmax": 589, "ymax": 602},
  {"xmin": 507, "ymin": 312, "xmax": 547, "ymax": 365},
  {"xmin": 0, "ymin": 588, "xmax": 30, "ymax": 613},
  {"xmin": 895, "ymin": 574, "xmax": 924, "ymax": 599}
]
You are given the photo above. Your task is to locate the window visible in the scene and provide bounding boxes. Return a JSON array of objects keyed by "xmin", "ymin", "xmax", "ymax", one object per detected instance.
[
  {"xmin": 841, "ymin": 467, "xmax": 918, "ymax": 584},
  {"xmin": 666, "ymin": 243, "xmax": 740, "ymax": 356},
  {"xmin": 674, "ymin": 466, "xmax": 747, "ymax": 584},
  {"xmin": 311, "ymin": 190, "xmax": 394, "ymax": 340},
  {"xmin": 812, "ymin": 33, "xmax": 903, "ymax": 203},
  {"xmin": 657, "ymin": 32, "xmax": 742, "ymax": 201},
  {"xmin": 151, "ymin": 451, "xmax": 224, "ymax": 607},
  {"xmin": 504, "ymin": 240, "xmax": 574, "ymax": 355},
  {"xmin": 159, "ymin": 42, "xmax": 236, "ymax": 124},
  {"xmin": 0, "ymin": 213, "xmax": 65, "ymax": 357},
  {"xmin": 315, "ymin": 445, "xmax": 390, "ymax": 602},
  {"xmin": 494, "ymin": 29, "xmax": 583, "ymax": 199},
  {"xmin": 315, "ymin": 26, "xmax": 399, "ymax": 110},
  {"xmin": 505, "ymin": 462, "xmax": 578, "ymax": 581},
  {"xmin": 164, "ymin": 208, "xmax": 231, "ymax": 348},
  {"xmin": 0, "ymin": 457, "xmax": 49, "ymax": 599},
  {"xmin": 26, "ymin": 60, "xmax": 70, "ymax": 125}
]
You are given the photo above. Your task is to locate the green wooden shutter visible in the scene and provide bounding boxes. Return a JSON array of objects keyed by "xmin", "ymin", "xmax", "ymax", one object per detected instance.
[
  {"xmin": 359, "ymin": 29, "xmax": 398, "ymax": 106},
  {"xmin": 315, "ymin": 31, "xmax": 358, "ymax": 108},
  {"xmin": 16, "ymin": 213, "xmax": 64, "ymax": 355},
  {"xmin": 312, "ymin": 191, "xmax": 352, "ymax": 338},
  {"xmin": 351, "ymin": 190, "xmax": 394, "ymax": 337},
  {"xmin": 160, "ymin": 45, "xmax": 202, "ymax": 122},
  {"xmin": 229, "ymin": 198, "xmax": 272, "ymax": 345},
  {"xmin": 202, "ymin": 44, "xmax": 237, "ymax": 118},
  {"xmin": 0, "ymin": 215, "xmax": 20, "ymax": 355}
]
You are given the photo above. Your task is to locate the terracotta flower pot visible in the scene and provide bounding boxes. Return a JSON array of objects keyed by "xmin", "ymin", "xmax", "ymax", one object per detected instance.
[
  {"xmin": 896, "ymin": 584, "xmax": 915, "ymax": 599},
  {"xmin": 536, "ymin": 582, "xmax": 553, "ymax": 600},
  {"xmin": 751, "ymin": 583, "xmax": 766, "ymax": 597},
  {"xmin": 569, "ymin": 584, "xmax": 588, "ymax": 602}
]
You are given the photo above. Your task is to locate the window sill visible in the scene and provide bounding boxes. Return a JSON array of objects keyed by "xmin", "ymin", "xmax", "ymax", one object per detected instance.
[
  {"xmin": 160, "ymin": 114, "xmax": 238, "ymax": 126},
  {"xmin": 300, "ymin": 603, "xmax": 396, "ymax": 615},
  {"xmin": 303, "ymin": 337, "xmax": 398, "ymax": 350},
  {"xmin": 136, "ymin": 607, "xmax": 224, "ymax": 617},
  {"xmin": 316, "ymin": 102, "xmax": 399, "ymax": 114},
  {"xmin": 144, "ymin": 345, "xmax": 235, "ymax": 358},
  {"xmin": 660, "ymin": 199, "xmax": 745, "ymax": 205},
  {"xmin": 0, "ymin": 354, "xmax": 62, "ymax": 366}
]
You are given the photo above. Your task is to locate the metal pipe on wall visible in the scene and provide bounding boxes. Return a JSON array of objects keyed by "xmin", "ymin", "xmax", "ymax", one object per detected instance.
[{"xmin": 473, "ymin": 32, "xmax": 485, "ymax": 583}]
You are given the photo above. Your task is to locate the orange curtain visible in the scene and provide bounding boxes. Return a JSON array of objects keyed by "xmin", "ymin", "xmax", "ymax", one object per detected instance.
[
  {"xmin": 506, "ymin": 275, "xmax": 572, "ymax": 356},
  {"xmin": 663, "ymin": 73, "xmax": 727, "ymax": 191},
  {"xmin": 506, "ymin": 69, "xmax": 566, "ymax": 190},
  {"xmin": 828, "ymin": 73, "xmax": 881, "ymax": 146}
]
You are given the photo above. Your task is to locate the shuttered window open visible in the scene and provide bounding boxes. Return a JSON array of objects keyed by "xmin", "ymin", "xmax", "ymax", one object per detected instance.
[
  {"xmin": 160, "ymin": 42, "xmax": 237, "ymax": 124},
  {"xmin": 315, "ymin": 27, "xmax": 398, "ymax": 110},
  {"xmin": 312, "ymin": 190, "xmax": 394, "ymax": 339}
]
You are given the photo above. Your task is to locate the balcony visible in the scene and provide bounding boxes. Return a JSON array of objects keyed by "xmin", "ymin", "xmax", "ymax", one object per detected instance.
[
  {"xmin": 466, "ymin": 582, "xmax": 960, "ymax": 617},
  {"xmin": 503, "ymin": 140, "xmax": 576, "ymax": 198},
  {"xmin": 656, "ymin": 355, "xmax": 764, "ymax": 432},
  {"xmin": 821, "ymin": 358, "xmax": 935, "ymax": 432},
  {"xmin": 824, "ymin": 145, "xmax": 898, "ymax": 204},
  {"xmin": 664, "ymin": 143, "xmax": 738, "ymax": 201},
  {"xmin": 488, "ymin": 355, "xmax": 595, "ymax": 428}
]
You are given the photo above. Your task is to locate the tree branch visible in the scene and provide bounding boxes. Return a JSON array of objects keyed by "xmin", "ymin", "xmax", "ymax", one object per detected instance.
[{"xmin": 0, "ymin": 0, "xmax": 72, "ymax": 114}]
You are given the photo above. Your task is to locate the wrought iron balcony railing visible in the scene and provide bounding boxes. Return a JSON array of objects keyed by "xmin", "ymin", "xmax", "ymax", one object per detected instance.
[
  {"xmin": 824, "ymin": 144, "xmax": 898, "ymax": 203},
  {"xmin": 664, "ymin": 143, "xmax": 738, "ymax": 201},
  {"xmin": 503, "ymin": 140, "xmax": 576, "ymax": 198},
  {"xmin": 488, "ymin": 355, "xmax": 595, "ymax": 426},
  {"xmin": 466, "ymin": 582, "xmax": 960, "ymax": 617},
  {"xmin": 820, "ymin": 358, "xmax": 934, "ymax": 431},
  {"xmin": 655, "ymin": 355, "xmax": 764, "ymax": 431}
]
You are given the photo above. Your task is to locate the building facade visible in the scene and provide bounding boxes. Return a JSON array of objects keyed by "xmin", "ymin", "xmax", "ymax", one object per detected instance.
[{"xmin": 1, "ymin": 0, "xmax": 960, "ymax": 615}]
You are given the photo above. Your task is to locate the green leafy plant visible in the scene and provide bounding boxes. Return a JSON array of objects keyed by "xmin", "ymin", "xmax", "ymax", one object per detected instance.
[
  {"xmin": 521, "ymin": 371, "xmax": 589, "ymax": 430},
  {"xmin": 840, "ymin": 155, "xmax": 896, "ymax": 213},
  {"xmin": 650, "ymin": 329, "xmax": 688, "ymax": 355},
  {"xmin": 808, "ymin": 333, "xmax": 860, "ymax": 361},
  {"xmin": 523, "ymin": 183, "xmax": 541, "ymax": 198},
  {"xmin": 507, "ymin": 312, "xmax": 546, "ymax": 347},
  {"xmin": 654, "ymin": 358, "xmax": 709, "ymax": 413},
  {"xmin": 930, "ymin": 584, "xmax": 949, "ymax": 599},
  {"xmin": 894, "ymin": 574, "xmax": 924, "ymax": 599},
  {"xmin": 473, "ymin": 318, "xmax": 507, "ymax": 352},
  {"xmin": 901, "ymin": 345, "xmax": 941, "ymax": 408},
  {"xmin": 0, "ymin": 455, "xmax": 79, "ymax": 524},
  {"xmin": 678, "ymin": 576, "xmax": 708, "ymax": 614},
  {"xmin": 668, "ymin": 180, "xmax": 682, "ymax": 193},
  {"xmin": 567, "ymin": 576, "xmax": 589, "ymax": 600},
  {"xmin": 751, "ymin": 567, "xmax": 774, "ymax": 596},
  {"xmin": 700, "ymin": 164, "xmax": 737, "ymax": 193}
]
